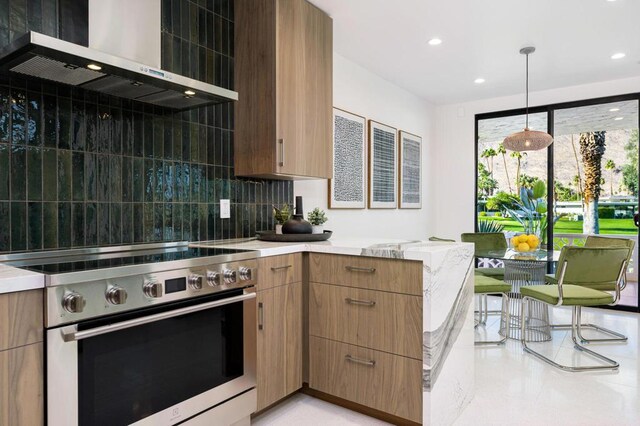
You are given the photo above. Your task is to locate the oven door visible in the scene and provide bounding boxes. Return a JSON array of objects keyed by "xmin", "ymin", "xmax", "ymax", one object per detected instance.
[{"xmin": 47, "ymin": 288, "xmax": 256, "ymax": 426}]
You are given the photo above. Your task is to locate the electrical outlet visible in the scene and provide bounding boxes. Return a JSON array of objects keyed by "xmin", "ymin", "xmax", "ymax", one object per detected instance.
[{"xmin": 220, "ymin": 199, "xmax": 230, "ymax": 219}]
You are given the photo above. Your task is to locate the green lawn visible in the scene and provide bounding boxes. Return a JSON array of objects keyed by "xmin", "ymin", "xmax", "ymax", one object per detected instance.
[{"xmin": 479, "ymin": 216, "xmax": 636, "ymax": 235}]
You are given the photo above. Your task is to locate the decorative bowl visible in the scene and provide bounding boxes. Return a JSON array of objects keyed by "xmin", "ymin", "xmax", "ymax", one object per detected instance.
[{"xmin": 510, "ymin": 233, "xmax": 541, "ymax": 253}]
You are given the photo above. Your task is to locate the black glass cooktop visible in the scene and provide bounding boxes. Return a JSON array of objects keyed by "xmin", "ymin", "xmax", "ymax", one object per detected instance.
[{"xmin": 9, "ymin": 247, "xmax": 248, "ymax": 274}]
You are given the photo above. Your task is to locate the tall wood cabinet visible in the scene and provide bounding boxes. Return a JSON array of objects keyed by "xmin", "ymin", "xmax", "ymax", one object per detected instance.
[
  {"xmin": 255, "ymin": 254, "xmax": 303, "ymax": 412},
  {"xmin": 0, "ymin": 290, "xmax": 44, "ymax": 426},
  {"xmin": 235, "ymin": 0, "xmax": 333, "ymax": 179}
]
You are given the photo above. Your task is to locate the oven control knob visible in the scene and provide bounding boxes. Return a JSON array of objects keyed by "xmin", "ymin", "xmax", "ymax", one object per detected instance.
[
  {"xmin": 143, "ymin": 281, "xmax": 164, "ymax": 298},
  {"xmin": 189, "ymin": 274, "xmax": 204, "ymax": 290},
  {"xmin": 62, "ymin": 292, "xmax": 86, "ymax": 313},
  {"xmin": 106, "ymin": 286, "xmax": 128, "ymax": 305},
  {"xmin": 207, "ymin": 271, "xmax": 221, "ymax": 286},
  {"xmin": 223, "ymin": 269, "xmax": 237, "ymax": 284},
  {"xmin": 238, "ymin": 267, "xmax": 252, "ymax": 281}
]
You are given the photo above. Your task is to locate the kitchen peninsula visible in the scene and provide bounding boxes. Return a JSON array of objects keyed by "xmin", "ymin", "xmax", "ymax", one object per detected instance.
[{"xmin": 192, "ymin": 238, "xmax": 476, "ymax": 425}]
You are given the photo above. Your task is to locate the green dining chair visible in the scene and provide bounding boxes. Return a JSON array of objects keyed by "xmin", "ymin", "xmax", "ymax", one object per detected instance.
[
  {"xmin": 474, "ymin": 275, "xmax": 511, "ymax": 345},
  {"xmin": 520, "ymin": 246, "xmax": 629, "ymax": 371},
  {"xmin": 461, "ymin": 232, "xmax": 509, "ymax": 324},
  {"xmin": 549, "ymin": 235, "xmax": 635, "ymax": 343},
  {"xmin": 460, "ymin": 232, "xmax": 507, "ymax": 279}
]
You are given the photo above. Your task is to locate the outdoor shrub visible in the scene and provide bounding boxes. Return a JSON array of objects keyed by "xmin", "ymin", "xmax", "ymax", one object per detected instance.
[
  {"xmin": 486, "ymin": 191, "xmax": 520, "ymax": 212},
  {"xmin": 479, "ymin": 211, "xmax": 487, "ymax": 217},
  {"xmin": 597, "ymin": 206, "xmax": 615, "ymax": 219},
  {"xmin": 495, "ymin": 212, "xmax": 503, "ymax": 218}
]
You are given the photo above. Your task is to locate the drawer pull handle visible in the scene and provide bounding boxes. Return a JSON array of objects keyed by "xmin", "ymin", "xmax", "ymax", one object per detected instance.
[
  {"xmin": 345, "ymin": 298, "xmax": 376, "ymax": 307},
  {"xmin": 270, "ymin": 265, "xmax": 292, "ymax": 271},
  {"xmin": 278, "ymin": 139, "xmax": 285, "ymax": 167},
  {"xmin": 345, "ymin": 266, "xmax": 376, "ymax": 273},
  {"xmin": 258, "ymin": 302, "xmax": 264, "ymax": 330},
  {"xmin": 345, "ymin": 355, "xmax": 376, "ymax": 367}
]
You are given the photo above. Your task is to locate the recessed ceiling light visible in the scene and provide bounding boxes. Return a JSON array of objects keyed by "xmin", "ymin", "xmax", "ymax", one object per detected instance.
[
  {"xmin": 614, "ymin": 117, "xmax": 624, "ymax": 121},
  {"xmin": 609, "ymin": 108, "xmax": 620, "ymax": 112},
  {"xmin": 87, "ymin": 63, "xmax": 102, "ymax": 71},
  {"xmin": 611, "ymin": 52, "xmax": 626, "ymax": 60},
  {"xmin": 474, "ymin": 78, "xmax": 485, "ymax": 84},
  {"xmin": 184, "ymin": 90, "xmax": 196, "ymax": 96},
  {"xmin": 428, "ymin": 38, "xmax": 442, "ymax": 46}
]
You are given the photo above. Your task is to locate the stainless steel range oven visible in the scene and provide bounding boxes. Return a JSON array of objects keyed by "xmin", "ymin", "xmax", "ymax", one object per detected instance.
[{"xmin": 4, "ymin": 243, "xmax": 258, "ymax": 426}]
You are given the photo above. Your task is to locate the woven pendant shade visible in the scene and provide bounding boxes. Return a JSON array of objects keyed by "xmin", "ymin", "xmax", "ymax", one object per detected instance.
[
  {"xmin": 503, "ymin": 47, "xmax": 553, "ymax": 152},
  {"xmin": 503, "ymin": 127, "xmax": 554, "ymax": 151}
]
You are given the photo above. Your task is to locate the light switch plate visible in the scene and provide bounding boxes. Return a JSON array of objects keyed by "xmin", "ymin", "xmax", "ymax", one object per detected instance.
[{"xmin": 220, "ymin": 199, "xmax": 230, "ymax": 219}]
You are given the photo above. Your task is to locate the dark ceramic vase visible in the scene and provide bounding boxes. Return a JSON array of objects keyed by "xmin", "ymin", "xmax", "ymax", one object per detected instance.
[{"xmin": 282, "ymin": 196, "xmax": 312, "ymax": 234}]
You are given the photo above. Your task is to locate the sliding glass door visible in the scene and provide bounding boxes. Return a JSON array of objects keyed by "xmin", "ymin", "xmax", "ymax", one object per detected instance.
[
  {"xmin": 552, "ymin": 99, "xmax": 639, "ymax": 309},
  {"xmin": 476, "ymin": 94, "xmax": 640, "ymax": 311}
]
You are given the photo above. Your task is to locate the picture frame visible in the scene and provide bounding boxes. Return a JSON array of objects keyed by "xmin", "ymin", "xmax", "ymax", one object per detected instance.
[
  {"xmin": 398, "ymin": 130, "xmax": 422, "ymax": 209},
  {"xmin": 368, "ymin": 120, "xmax": 398, "ymax": 209},
  {"xmin": 328, "ymin": 108, "xmax": 367, "ymax": 209}
]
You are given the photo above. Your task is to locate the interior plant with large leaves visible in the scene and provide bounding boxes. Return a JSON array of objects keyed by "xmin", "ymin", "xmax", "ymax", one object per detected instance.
[{"xmin": 505, "ymin": 180, "xmax": 558, "ymax": 244}]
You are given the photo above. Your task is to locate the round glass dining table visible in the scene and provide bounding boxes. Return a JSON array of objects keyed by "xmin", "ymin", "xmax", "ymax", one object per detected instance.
[{"xmin": 475, "ymin": 248, "xmax": 561, "ymax": 342}]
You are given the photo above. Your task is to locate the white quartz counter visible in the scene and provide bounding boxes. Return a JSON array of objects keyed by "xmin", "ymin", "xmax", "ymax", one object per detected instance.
[
  {"xmin": 190, "ymin": 237, "xmax": 468, "ymax": 260},
  {"xmin": 192, "ymin": 237, "xmax": 476, "ymax": 426},
  {"xmin": 0, "ymin": 264, "xmax": 45, "ymax": 294}
]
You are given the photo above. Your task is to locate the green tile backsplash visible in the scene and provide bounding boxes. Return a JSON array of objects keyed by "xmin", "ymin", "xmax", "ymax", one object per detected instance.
[{"xmin": 0, "ymin": 0, "xmax": 293, "ymax": 253}]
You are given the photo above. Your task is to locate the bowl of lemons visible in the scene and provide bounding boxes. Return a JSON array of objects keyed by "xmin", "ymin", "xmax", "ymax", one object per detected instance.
[{"xmin": 510, "ymin": 233, "xmax": 541, "ymax": 253}]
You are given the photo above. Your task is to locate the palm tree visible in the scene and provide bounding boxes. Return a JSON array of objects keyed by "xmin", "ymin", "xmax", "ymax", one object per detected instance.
[
  {"xmin": 605, "ymin": 159, "xmax": 616, "ymax": 197},
  {"xmin": 579, "ymin": 131, "xmax": 606, "ymax": 234},
  {"xmin": 497, "ymin": 143, "xmax": 512, "ymax": 193},
  {"xmin": 572, "ymin": 175, "xmax": 582, "ymax": 201},
  {"xmin": 480, "ymin": 148, "xmax": 497, "ymax": 175},
  {"xmin": 510, "ymin": 151, "xmax": 526, "ymax": 195}
]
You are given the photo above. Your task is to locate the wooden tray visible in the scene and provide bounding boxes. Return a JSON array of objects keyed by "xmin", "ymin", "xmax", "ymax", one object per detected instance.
[{"xmin": 256, "ymin": 230, "xmax": 332, "ymax": 242}]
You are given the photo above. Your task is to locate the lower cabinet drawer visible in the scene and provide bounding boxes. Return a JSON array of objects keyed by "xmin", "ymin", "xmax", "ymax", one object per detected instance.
[
  {"xmin": 309, "ymin": 282, "xmax": 422, "ymax": 359},
  {"xmin": 309, "ymin": 336, "xmax": 422, "ymax": 423}
]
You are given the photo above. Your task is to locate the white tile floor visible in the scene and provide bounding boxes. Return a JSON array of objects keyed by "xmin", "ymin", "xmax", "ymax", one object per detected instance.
[{"xmin": 252, "ymin": 298, "xmax": 640, "ymax": 425}]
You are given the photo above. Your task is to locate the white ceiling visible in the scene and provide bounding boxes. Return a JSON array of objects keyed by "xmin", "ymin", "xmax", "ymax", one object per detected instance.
[{"xmin": 309, "ymin": 0, "xmax": 640, "ymax": 105}]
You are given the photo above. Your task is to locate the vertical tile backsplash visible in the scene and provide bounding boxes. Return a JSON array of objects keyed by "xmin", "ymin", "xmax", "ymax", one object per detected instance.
[{"xmin": 0, "ymin": 0, "xmax": 293, "ymax": 253}]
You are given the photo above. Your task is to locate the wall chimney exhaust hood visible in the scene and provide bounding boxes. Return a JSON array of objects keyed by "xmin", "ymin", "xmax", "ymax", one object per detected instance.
[{"xmin": 0, "ymin": 0, "xmax": 237, "ymax": 110}]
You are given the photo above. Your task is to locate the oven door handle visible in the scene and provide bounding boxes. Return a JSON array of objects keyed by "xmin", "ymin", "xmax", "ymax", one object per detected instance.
[{"xmin": 60, "ymin": 292, "xmax": 257, "ymax": 342}]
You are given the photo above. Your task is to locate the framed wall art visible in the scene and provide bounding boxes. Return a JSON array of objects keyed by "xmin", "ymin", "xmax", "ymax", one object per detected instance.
[
  {"xmin": 398, "ymin": 131, "xmax": 422, "ymax": 208},
  {"xmin": 368, "ymin": 120, "xmax": 397, "ymax": 209},
  {"xmin": 329, "ymin": 108, "xmax": 367, "ymax": 209}
]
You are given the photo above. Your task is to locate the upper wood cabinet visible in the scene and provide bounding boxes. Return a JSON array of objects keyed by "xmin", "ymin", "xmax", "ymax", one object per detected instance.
[{"xmin": 235, "ymin": 0, "xmax": 333, "ymax": 179}]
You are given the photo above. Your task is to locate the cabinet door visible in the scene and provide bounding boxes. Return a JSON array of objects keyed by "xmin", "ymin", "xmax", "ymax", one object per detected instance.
[
  {"xmin": 0, "ymin": 343, "xmax": 44, "ymax": 426},
  {"xmin": 275, "ymin": 0, "xmax": 332, "ymax": 178},
  {"xmin": 256, "ymin": 282, "xmax": 303, "ymax": 411}
]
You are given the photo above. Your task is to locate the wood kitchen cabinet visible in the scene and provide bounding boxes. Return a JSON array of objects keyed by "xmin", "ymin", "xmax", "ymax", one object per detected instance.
[
  {"xmin": 0, "ymin": 290, "xmax": 44, "ymax": 426},
  {"xmin": 307, "ymin": 254, "xmax": 423, "ymax": 424},
  {"xmin": 235, "ymin": 0, "xmax": 333, "ymax": 179},
  {"xmin": 255, "ymin": 256, "xmax": 303, "ymax": 412}
]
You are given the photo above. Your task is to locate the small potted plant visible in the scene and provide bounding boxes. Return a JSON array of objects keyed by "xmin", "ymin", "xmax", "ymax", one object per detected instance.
[
  {"xmin": 307, "ymin": 208, "xmax": 328, "ymax": 234},
  {"xmin": 273, "ymin": 204, "xmax": 291, "ymax": 234}
]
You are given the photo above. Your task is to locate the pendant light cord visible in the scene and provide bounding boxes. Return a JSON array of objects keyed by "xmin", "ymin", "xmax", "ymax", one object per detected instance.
[{"xmin": 525, "ymin": 52, "xmax": 529, "ymax": 129}]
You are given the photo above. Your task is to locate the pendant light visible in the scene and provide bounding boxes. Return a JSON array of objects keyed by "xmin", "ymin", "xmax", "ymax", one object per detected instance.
[{"xmin": 503, "ymin": 47, "xmax": 553, "ymax": 151}]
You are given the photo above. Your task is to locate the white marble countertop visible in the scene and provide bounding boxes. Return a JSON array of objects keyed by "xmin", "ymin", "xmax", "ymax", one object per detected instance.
[
  {"xmin": 191, "ymin": 237, "xmax": 471, "ymax": 261},
  {"xmin": 0, "ymin": 264, "xmax": 45, "ymax": 294},
  {"xmin": 0, "ymin": 237, "xmax": 470, "ymax": 295}
]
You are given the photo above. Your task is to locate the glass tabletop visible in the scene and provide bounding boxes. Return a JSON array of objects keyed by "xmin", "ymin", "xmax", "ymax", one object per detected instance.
[{"xmin": 475, "ymin": 248, "xmax": 561, "ymax": 262}]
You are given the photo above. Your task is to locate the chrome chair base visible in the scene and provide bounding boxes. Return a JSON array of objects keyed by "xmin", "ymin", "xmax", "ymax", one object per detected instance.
[
  {"xmin": 475, "ymin": 293, "xmax": 510, "ymax": 346},
  {"xmin": 521, "ymin": 298, "xmax": 619, "ymax": 371},
  {"xmin": 549, "ymin": 322, "xmax": 628, "ymax": 344}
]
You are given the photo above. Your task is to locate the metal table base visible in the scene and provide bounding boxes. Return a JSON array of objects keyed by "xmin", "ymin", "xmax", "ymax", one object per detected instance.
[{"xmin": 499, "ymin": 259, "xmax": 552, "ymax": 342}]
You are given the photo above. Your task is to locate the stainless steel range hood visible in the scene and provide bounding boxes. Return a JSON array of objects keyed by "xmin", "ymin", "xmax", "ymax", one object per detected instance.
[{"xmin": 0, "ymin": 0, "xmax": 237, "ymax": 110}]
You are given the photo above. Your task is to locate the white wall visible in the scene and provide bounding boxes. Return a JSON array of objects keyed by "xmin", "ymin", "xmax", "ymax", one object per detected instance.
[
  {"xmin": 433, "ymin": 76, "xmax": 640, "ymax": 240},
  {"xmin": 294, "ymin": 53, "xmax": 436, "ymax": 239}
]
